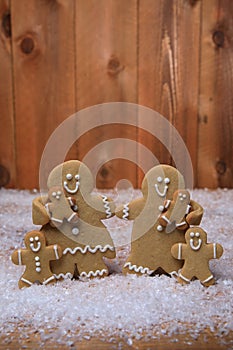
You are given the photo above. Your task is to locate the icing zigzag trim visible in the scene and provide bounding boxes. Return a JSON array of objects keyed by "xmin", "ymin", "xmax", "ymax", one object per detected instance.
[
  {"xmin": 123, "ymin": 203, "xmax": 129, "ymax": 220},
  {"xmin": 101, "ymin": 195, "xmax": 112, "ymax": 218},
  {"xmin": 80, "ymin": 269, "xmax": 108, "ymax": 278},
  {"xmin": 63, "ymin": 244, "xmax": 115, "ymax": 255},
  {"xmin": 54, "ymin": 272, "xmax": 73, "ymax": 279},
  {"xmin": 124, "ymin": 262, "xmax": 153, "ymax": 275}
]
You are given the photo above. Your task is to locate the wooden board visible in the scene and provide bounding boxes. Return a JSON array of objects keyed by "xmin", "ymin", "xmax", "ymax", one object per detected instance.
[
  {"xmin": 197, "ymin": 0, "xmax": 233, "ymax": 188},
  {"xmin": 1, "ymin": 328, "xmax": 232, "ymax": 349},
  {"xmin": 11, "ymin": 0, "xmax": 76, "ymax": 189},
  {"xmin": 75, "ymin": 0, "xmax": 138, "ymax": 189},
  {"xmin": 138, "ymin": 0, "xmax": 201, "ymax": 187},
  {"xmin": 0, "ymin": 0, "xmax": 15, "ymax": 187}
]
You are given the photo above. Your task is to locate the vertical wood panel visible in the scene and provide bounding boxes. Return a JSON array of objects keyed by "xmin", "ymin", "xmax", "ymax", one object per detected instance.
[
  {"xmin": 197, "ymin": 0, "xmax": 233, "ymax": 188},
  {"xmin": 0, "ymin": 0, "xmax": 15, "ymax": 187},
  {"xmin": 138, "ymin": 0, "xmax": 201, "ymax": 187},
  {"xmin": 75, "ymin": 0, "xmax": 138, "ymax": 188},
  {"xmin": 11, "ymin": 0, "xmax": 76, "ymax": 189}
]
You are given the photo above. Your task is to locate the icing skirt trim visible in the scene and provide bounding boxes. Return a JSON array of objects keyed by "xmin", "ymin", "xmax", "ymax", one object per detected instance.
[
  {"xmin": 124, "ymin": 262, "xmax": 153, "ymax": 275},
  {"xmin": 54, "ymin": 272, "xmax": 73, "ymax": 279},
  {"xmin": 63, "ymin": 244, "xmax": 115, "ymax": 255},
  {"xmin": 80, "ymin": 269, "xmax": 108, "ymax": 278}
]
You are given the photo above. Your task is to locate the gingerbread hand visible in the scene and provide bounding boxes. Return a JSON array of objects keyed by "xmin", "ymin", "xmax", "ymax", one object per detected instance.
[
  {"xmin": 11, "ymin": 231, "xmax": 62, "ymax": 288},
  {"xmin": 171, "ymin": 227, "xmax": 224, "ymax": 287},
  {"xmin": 46, "ymin": 187, "xmax": 79, "ymax": 227},
  {"xmin": 158, "ymin": 190, "xmax": 191, "ymax": 233}
]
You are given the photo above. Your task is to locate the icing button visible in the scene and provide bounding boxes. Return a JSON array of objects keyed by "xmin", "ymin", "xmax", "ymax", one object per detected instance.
[
  {"xmin": 36, "ymin": 267, "xmax": 41, "ymax": 273},
  {"xmin": 72, "ymin": 227, "xmax": 79, "ymax": 235},
  {"xmin": 157, "ymin": 225, "xmax": 163, "ymax": 232},
  {"xmin": 158, "ymin": 205, "xmax": 164, "ymax": 212},
  {"xmin": 35, "ymin": 256, "xmax": 40, "ymax": 261}
]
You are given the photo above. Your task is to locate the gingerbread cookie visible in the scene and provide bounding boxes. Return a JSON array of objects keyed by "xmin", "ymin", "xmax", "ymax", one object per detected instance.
[
  {"xmin": 158, "ymin": 190, "xmax": 191, "ymax": 233},
  {"xmin": 32, "ymin": 160, "xmax": 116, "ymax": 280},
  {"xmin": 11, "ymin": 231, "xmax": 62, "ymax": 288},
  {"xmin": 46, "ymin": 186, "xmax": 79, "ymax": 227},
  {"xmin": 116, "ymin": 164, "xmax": 203, "ymax": 276},
  {"xmin": 171, "ymin": 227, "xmax": 223, "ymax": 286}
]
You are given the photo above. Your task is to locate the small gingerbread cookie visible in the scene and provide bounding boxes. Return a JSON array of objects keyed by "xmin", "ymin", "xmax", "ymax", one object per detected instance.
[
  {"xmin": 11, "ymin": 231, "xmax": 62, "ymax": 288},
  {"xmin": 158, "ymin": 190, "xmax": 191, "ymax": 233},
  {"xmin": 171, "ymin": 227, "xmax": 223, "ymax": 287},
  {"xmin": 46, "ymin": 186, "xmax": 79, "ymax": 227}
]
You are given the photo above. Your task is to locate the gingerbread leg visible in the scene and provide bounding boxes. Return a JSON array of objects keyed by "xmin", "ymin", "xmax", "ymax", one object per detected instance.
[
  {"xmin": 18, "ymin": 277, "xmax": 34, "ymax": 289},
  {"xmin": 199, "ymin": 272, "xmax": 215, "ymax": 287},
  {"xmin": 177, "ymin": 270, "xmax": 193, "ymax": 285}
]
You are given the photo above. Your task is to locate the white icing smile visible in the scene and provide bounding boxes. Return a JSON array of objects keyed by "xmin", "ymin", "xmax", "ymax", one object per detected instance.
[
  {"xmin": 29, "ymin": 236, "xmax": 41, "ymax": 252},
  {"xmin": 189, "ymin": 231, "xmax": 202, "ymax": 251},
  {"xmin": 154, "ymin": 176, "xmax": 170, "ymax": 197},
  {"xmin": 63, "ymin": 173, "xmax": 80, "ymax": 194}
]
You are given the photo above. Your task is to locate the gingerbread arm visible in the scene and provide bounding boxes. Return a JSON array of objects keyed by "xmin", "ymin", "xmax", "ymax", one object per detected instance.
[
  {"xmin": 186, "ymin": 200, "xmax": 203, "ymax": 226},
  {"xmin": 45, "ymin": 244, "xmax": 63, "ymax": 261},
  {"xmin": 11, "ymin": 248, "xmax": 27, "ymax": 266},
  {"xmin": 32, "ymin": 196, "xmax": 50, "ymax": 225},
  {"xmin": 171, "ymin": 243, "xmax": 186, "ymax": 260},
  {"xmin": 207, "ymin": 243, "xmax": 224, "ymax": 260},
  {"xmin": 115, "ymin": 198, "xmax": 145, "ymax": 221}
]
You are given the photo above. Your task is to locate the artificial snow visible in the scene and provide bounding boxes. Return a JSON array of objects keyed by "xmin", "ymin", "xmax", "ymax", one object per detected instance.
[{"xmin": 0, "ymin": 188, "xmax": 232, "ymax": 345}]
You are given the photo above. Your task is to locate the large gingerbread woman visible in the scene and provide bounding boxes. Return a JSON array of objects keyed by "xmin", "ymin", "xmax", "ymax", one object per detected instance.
[
  {"xmin": 33, "ymin": 160, "xmax": 116, "ymax": 280},
  {"xmin": 116, "ymin": 165, "xmax": 203, "ymax": 276},
  {"xmin": 171, "ymin": 227, "xmax": 223, "ymax": 286},
  {"xmin": 11, "ymin": 231, "xmax": 62, "ymax": 288}
]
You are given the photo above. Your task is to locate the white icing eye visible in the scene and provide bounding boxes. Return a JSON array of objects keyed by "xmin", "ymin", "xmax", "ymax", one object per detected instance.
[
  {"xmin": 57, "ymin": 191, "xmax": 61, "ymax": 195},
  {"xmin": 35, "ymin": 236, "xmax": 39, "ymax": 241},
  {"xmin": 179, "ymin": 193, "xmax": 182, "ymax": 197},
  {"xmin": 66, "ymin": 174, "xmax": 73, "ymax": 180},
  {"xmin": 164, "ymin": 177, "xmax": 170, "ymax": 184},
  {"xmin": 35, "ymin": 256, "xmax": 40, "ymax": 261},
  {"xmin": 52, "ymin": 192, "xmax": 56, "ymax": 197},
  {"xmin": 183, "ymin": 194, "xmax": 187, "ymax": 199},
  {"xmin": 157, "ymin": 176, "xmax": 163, "ymax": 183},
  {"xmin": 30, "ymin": 237, "xmax": 34, "ymax": 242},
  {"xmin": 75, "ymin": 174, "xmax": 80, "ymax": 180},
  {"xmin": 190, "ymin": 232, "xmax": 195, "ymax": 238},
  {"xmin": 195, "ymin": 232, "xmax": 200, "ymax": 237}
]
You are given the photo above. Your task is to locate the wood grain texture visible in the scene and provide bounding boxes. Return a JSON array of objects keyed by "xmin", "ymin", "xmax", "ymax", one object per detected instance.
[
  {"xmin": 0, "ymin": 0, "xmax": 232, "ymax": 189},
  {"xmin": 0, "ymin": 0, "xmax": 15, "ymax": 187},
  {"xmin": 197, "ymin": 0, "xmax": 233, "ymax": 188},
  {"xmin": 11, "ymin": 0, "xmax": 76, "ymax": 188},
  {"xmin": 138, "ymin": 0, "xmax": 201, "ymax": 187},
  {"xmin": 75, "ymin": 0, "xmax": 138, "ymax": 188}
]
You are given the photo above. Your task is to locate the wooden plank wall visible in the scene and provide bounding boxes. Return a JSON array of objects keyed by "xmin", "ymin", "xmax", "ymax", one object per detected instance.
[{"xmin": 0, "ymin": 0, "xmax": 232, "ymax": 189}]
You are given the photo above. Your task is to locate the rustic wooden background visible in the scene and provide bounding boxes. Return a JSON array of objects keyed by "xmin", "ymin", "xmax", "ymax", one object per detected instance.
[{"xmin": 0, "ymin": 0, "xmax": 232, "ymax": 190}]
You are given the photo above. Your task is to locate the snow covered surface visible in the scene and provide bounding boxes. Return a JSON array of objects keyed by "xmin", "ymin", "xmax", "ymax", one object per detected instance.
[{"xmin": 0, "ymin": 188, "xmax": 232, "ymax": 346}]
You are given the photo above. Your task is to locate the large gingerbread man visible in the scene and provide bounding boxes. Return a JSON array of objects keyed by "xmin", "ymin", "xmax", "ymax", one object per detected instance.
[
  {"xmin": 116, "ymin": 165, "xmax": 203, "ymax": 276},
  {"xmin": 11, "ymin": 231, "xmax": 62, "ymax": 288},
  {"xmin": 171, "ymin": 227, "xmax": 223, "ymax": 286},
  {"xmin": 33, "ymin": 160, "xmax": 116, "ymax": 280}
]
